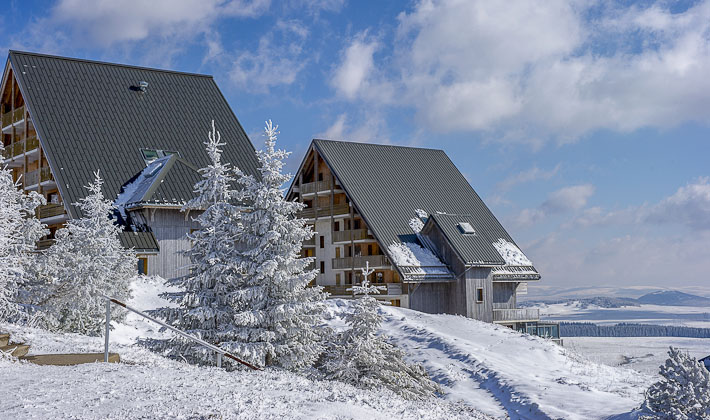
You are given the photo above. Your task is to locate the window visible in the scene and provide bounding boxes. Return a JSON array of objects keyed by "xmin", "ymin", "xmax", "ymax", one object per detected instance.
[
  {"xmin": 458, "ymin": 222, "xmax": 476, "ymax": 235},
  {"xmin": 335, "ymin": 247, "xmax": 341, "ymax": 258},
  {"xmin": 334, "ymin": 221, "xmax": 340, "ymax": 231},
  {"xmin": 354, "ymin": 219, "xmax": 361, "ymax": 229},
  {"xmin": 138, "ymin": 257, "xmax": 148, "ymax": 275},
  {"xmin": 319, "ymin": 236, "xmax": 325, "ymax": 248},
  {"xmin": 376, "ymin": 272, "xmax": 383, "ymax": 282},
  {"xmin": 476, "ymin": 288, "xmax": 484, "ymax": 303},
  {"xmin": 367, "ymin": 244, "xmax": 373, "ymax": 255},
  {"xmin": 320, "ymin": 261, "xmax": 325, "ymax": 274},
  {"xmin": 335, "ymin": 273, "xmax": 341, "ymax": 285},
  {"xmin": 318, "ymin": 172, "xmax": 324, "ymax": 181}
]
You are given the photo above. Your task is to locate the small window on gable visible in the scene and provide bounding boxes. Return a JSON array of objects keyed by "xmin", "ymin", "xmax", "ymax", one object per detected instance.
[
  {"xmin": 138, "ymin": 257, "xmax": 148, "ymax": 275},
  {"xmin": 476, "ymin": 288, "xmax": 484, "ymax": 303},
  {"xmin": 458, "ymin": 222, "xmax": 476, "ymax": 235}
]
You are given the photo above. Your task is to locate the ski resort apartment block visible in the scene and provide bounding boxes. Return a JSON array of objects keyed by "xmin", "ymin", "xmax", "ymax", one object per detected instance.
[{"xmin": 1, "ymin": 51, "xmax": 559, "ymax": 341}]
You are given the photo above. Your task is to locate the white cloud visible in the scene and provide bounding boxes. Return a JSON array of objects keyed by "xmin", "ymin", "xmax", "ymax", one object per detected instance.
[
  {"xmin": 330, "ymin": 37, "xmax": 379, "ymax": 99},
  {"xmin": 229, "ymin": 20, "xmax": 310, "ymax": 91},
  {"xmin": 334, "ymin": 0, "xmax": 710, "ymax": 144},
  {"xmin": 645, "ymin": 177, "xmax": 710, "ymax": 230},
  {"xmin": 497, "ymin": 164, "xmax": 560, "ymax": 191},
  {"xmin": 542, "ymin": 184, "xmax": 595, "ymax": 213},
  {"xmin": 317, "ymin": 112, "xmax": 389, "ymax": 143}
]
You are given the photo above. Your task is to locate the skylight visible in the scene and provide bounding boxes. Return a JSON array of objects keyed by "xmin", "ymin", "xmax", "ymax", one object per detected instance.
[{"xmin": 458, "ymin": 222, "xmax": 476, "ymax": 234}]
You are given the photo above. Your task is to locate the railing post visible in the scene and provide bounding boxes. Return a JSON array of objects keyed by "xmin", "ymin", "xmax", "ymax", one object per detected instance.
[
  {"xmin": 104, "ymin": 298, "xmax": 110, "ymax": 362},
  {"xmin": 217, "ymin": 352, "xmax": 222, "ymax": 368}
]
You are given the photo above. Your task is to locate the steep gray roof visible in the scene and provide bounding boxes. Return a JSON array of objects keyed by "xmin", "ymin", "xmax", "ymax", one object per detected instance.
[
  {"xmin": 426, "ymin": 213, "xmax": 508, "ymax": 265},
  {"xmin": 309, "ymin": 139, "xmax": 519, "ymax": 267},
  {"xmin": 118, "ymin": 231, "xmax": 159, "ymax": 253},
  {"xmin": 8, "ymin": 50, "xmax": 259, "ymax": 218}
]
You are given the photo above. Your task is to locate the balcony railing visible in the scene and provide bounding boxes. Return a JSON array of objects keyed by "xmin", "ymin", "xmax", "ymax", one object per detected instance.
[
  {"xmin": 3, "ymin": 135, "xmax": 39, "ymax": 160},
  {"xmin": 36, "ymin": 238, "xmax": 55, "ymax": 250},
  {"xmin": 322, "ymin": 282, "xmax": 404, "ymax": 296},
  {"xmin": 37, "ymin": 203, "xmax": 65, "ymax": 220},
  {"xmin": 332, "ymin": 255, "xmax": 389, "ymax": 270},
  {"xmin": 492, "ymin": 308, "xmax": 540, "ymax": 323},
  {"xmin": 300, "ymin": 179, "xmax": 337, "ymax": 195},
  {"xmin": 1, "ymin": 106, "xmax": 25, "ymax": 128},
  {"xmin": 299, "ymin": 203, "xmax": 350, "ymax": 219},
  {"xmin": 23, "ymin": 167, "xmax": 54, "ymax": 188},
  {"xmin": 302, "ymin": 236, "xmax": 316, "ymax": 247},
  {"xmin": 516, "ymin": 322, "xmax": 561, "ymax": 340},
  {"xmin": 332, "ymin": 229, "xmax": 373, "ymax": 243}
]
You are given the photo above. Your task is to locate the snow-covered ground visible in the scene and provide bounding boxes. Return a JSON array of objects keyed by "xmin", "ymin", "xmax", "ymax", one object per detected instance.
[
  {"xmin": 565, "ymin": 336, "xmax": 710, "ymax": 377},
  {"xmin": 1, "ymin": 277, "xmax": 654, "ymax": 419},
  {"xmin": 537, "ymin": 301, "xmax": 710, "ymax": 328}
]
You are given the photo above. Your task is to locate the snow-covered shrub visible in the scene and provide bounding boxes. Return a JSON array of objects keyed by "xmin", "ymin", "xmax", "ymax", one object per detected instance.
[
  {"xmin": 320, "ymin": 265, "xmax": 441, "ymax": 400},
  {"xmin": 149, "ymin": 120, "xmax": 253, "ymax": 367},
  {"xmin": 41, "ymin": 171, "xmax": 135, "ymax": 335},
  {"xmin": 225, "ymin": 120, "xmax": 326, "ymax": 370},
  {"xmin": 0, "ymin": 144, "xmax": 47, "ymax": 322},
  {"xmin": 640, "ymin": 346, "xmax": 710, "ymax": 420}
]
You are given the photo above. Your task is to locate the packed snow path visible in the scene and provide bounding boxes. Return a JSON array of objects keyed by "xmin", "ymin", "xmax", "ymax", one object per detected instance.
[{"xmin": 378, "ymin": 306, "xmax": 651, "ymax": 420}]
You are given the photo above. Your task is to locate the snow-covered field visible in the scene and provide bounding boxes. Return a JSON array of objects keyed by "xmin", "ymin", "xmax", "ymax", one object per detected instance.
[
  {"xmin": 1, "ymin": 278, "xmax": 655, "ymax": 419},
  {"xmin": 537, "ymin": 301, "xmax": 710, "ymax": 328},
  {"xmin": 565, "ymin": 336, "xmax": 710, "ymax": 377}
]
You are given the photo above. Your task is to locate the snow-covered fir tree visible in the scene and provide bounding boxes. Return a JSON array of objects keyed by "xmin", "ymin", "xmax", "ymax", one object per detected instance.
[
  {"xmin": 641, "ymin": 346, "xmax": 710, "ymax": 420},
  {"xmin": 225, "ymin": 120, "xmax": 326, "ymax": 370},
  {"xmin": 41, "ymin": 171, "xmax": 135, "ymax": 335},
  {"xmin": 0, "ymin": 144, "xmax": 47, "ymax": 322},
  {"xmin": 149, "ymin": 120, "xmax": 249, "ymax": 366},
  {"xmin": 321, "ymin": 262, "xmax": 441, "ymax": 400}
]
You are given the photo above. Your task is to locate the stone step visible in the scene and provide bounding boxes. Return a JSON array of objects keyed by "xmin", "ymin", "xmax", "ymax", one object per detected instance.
[
  {"xmin": 20, "ymin": 353, "xmax": 121, "ymax": 366},
  {"xmin": 1, "ymin": 343, "xmax": 30, "ymax": 357},
  {"xmin": 0, "ymin": 333, "xmax": 8, "ymax": 347}
]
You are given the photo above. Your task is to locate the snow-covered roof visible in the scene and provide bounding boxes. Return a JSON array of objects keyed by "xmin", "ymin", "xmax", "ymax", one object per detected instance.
[
  {"xmin": 387, "ymin": 242, "xmax": 454, "ymax": 283},
  {"xmin": 490, "ymin": 238, "xmax": 539, "ymax": 280}
]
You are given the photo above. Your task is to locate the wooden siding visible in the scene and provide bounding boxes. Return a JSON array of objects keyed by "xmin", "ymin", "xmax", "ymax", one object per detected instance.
[
  {"xmin": 140, "ymin": 209, "xmax": 200, "ymax": 280},
  {"xmin": 409, "ymin": 283, "xmax": 451, "ymax": 314},
  {"xmin": 492, "ymin": 282, "xmax": 517, "ymax": 310},
  {"xmin": 465, "ymin": 267, "xmax": 493, "ymax": 322}
]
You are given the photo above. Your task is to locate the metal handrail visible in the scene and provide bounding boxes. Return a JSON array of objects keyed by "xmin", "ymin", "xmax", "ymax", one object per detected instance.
[{"xmin": 102, "ymin": 295, "xmax": 261, "ymax": 370}]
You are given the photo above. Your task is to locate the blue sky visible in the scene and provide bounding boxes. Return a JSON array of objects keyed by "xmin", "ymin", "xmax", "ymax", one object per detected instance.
[{"xmin": 2, "ymin": 0, "xmax": 709, "ymax": 295}]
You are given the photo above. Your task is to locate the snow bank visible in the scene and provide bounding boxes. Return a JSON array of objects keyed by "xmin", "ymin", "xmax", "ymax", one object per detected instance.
[
  {"xmin": 0, "ymin": 322, "xmax": 492, "ymax": 420},
  {"xmin": 492, "ymin": 238, "xmax": 532, "ymax": 266},
  {"xmin": 387, "ymin": 242, "xmax": 450, "ymax": 275}
]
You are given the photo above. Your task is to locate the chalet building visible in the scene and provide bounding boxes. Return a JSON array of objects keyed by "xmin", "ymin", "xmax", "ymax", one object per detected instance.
[
  {"xmin": 0, "ymin": 50, "xmax": 259, "ymax": 279},
  {"xmin": 286, "ymin": 140, "xmax": 560, "ymax": 340}
]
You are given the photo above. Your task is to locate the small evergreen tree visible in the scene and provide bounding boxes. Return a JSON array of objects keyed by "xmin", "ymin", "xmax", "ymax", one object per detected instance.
[
  {"xmin": 226, "ymin": 120, "xmax": 326, "ymax": 370},
  {"xmin": 321, "ymin": 262, "xmax": 441, "ymax": 400},
  {"xmin": 0, "ymin": 144, "xmax": 47, "ymax": 322},
  {"xmin": 641, "ymin": 347, "xmax": 710, "ymax": 420},
  {"xmin": 149, "ymin": 120, "xmax": 248, "ymax": 366},
  {"xmin": 42, "ymin": 171, "xmax": 135, "ymax": 335}
]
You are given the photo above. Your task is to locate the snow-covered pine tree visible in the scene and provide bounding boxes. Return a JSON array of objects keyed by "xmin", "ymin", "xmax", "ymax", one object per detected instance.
[
  {"xmin": 321, "ymin": 262, "xmax": 441, "ymax": 400},
  {"xmin": 641, "ymin": 346, "xmax": 710, "ymax": 420},
  {"xmin": 0, "ymin": 144, "xmax": 47, "ymax": 322},
  {"xmin": 225, "ymin": 120, "xmax": 326, "ymax": 370},
  {"xmin": 41, "ymin": 171, "xmax": 135, "ymax": 335},
  {"xmin": 149, "ymin": 120, "xmax": 248, "ymax": 366}
]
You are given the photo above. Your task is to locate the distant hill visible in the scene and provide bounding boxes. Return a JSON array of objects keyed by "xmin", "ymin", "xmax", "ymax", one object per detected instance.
[
  {"xmin": 636, "ymin": 290, "xmax": 710, "ymax": 307},
  {"xmin": 521, "ymin": 290, "xmax": 710, "ymax": 308}
]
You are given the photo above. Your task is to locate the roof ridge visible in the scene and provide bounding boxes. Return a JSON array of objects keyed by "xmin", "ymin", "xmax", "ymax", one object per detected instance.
[
  {"xmin": 313, "ymin": 138, "xmax": 444, "ymax": 153},
  {"xmin": 9, "ymin": 50, "xmax": 213, "ymax": 78}
]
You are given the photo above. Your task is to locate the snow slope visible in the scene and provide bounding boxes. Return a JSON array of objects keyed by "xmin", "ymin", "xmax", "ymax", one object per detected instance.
[
  {"xmin": 373, "ymin": 305, "xmax": 651, "ymax": 420},
  {"xmin": 1, "ymin": 278, "xmax": 651, "ymax": 419}
]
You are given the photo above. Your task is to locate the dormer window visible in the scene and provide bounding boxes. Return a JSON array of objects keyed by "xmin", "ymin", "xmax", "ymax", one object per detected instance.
[{"xmin": 141, "ymin": 149, "xmax": 181, "ymax": 165}]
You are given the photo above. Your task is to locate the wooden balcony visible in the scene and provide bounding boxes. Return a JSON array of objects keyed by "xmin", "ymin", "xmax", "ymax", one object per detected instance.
[
  {"xmin": 24, "ymin": 167, "xmax": 54, "ymax": 189},
  {"xmin": 298, "ymin": 203, "xmax": 350, "ymax": 220},
  {"xmin": 492, "ymin": 308, "xmax": 540, "ymax": 323},
  {"xmin": 1, "ymin": 105, "xmax": 25, "ymax": 128},
  {"xmin": 322, "ymin": 282, "xmax": 405, "ymax": 296},
  {"xmin": 36, "ymin": 238, "xmax": 55, "ymax": 250},
  {"xmin": 37, "ymin": 203, "xmax": 66, "ymax": 220},
  {"xmin": 332, "ymin": 229, "xmax": 373, "ymax": 243},
  {"xmin": 302, "ymin": 236, "xmax": 316, "ymax": 247},
  {"xmin": 332, "ymin": 255, "xmax": 389, "ymax": 270},
  {"xmin": 301, "ymin": 179, "xmax": 337, "ymax": 195}
]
